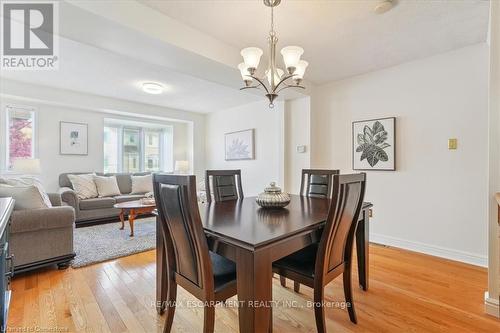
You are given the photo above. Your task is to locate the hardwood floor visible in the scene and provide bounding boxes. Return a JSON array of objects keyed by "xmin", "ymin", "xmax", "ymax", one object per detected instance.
[{"xmin": 8, "ymin": 244, "xmax": 500, "ymax": 332}]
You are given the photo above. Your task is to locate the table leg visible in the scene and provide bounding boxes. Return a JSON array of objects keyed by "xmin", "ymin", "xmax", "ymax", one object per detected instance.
[
  {"xmin": 129, "ymin": 209, "xmax": 136, "ymax": 237},
  {"xmin": 119, "ymin": 210, "xmax": 125, "ymax": 230},
  {"xmin": 236, "ymin": 248, "xmax": 272, "ymax": 333},
  {"xmin": 156, "ymin": 215, "xmax": 168, "ymax": 314},
  {"xmin": 356, "ymin": 209, "xmax": 369, "ymax": 291}
]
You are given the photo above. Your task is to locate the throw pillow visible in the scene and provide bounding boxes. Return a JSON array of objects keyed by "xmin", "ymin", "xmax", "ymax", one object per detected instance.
[
  {"xmin": 131, "ymin": 174, "xmax": 153, "ymax": 194},
  {"xmin": 68, "ymin": 173, "xmax": 98, "ymax": 199},
  {"xmin": 0, "ymin": 184, "xmax": 51, "ymax": 210},
  {"xmin": 2, "ymin": 177, "xmax": 52, "ymax": 207},
  {"xmin": 94, "ymin": 175, "xmax": 121, "ymax": 197}
]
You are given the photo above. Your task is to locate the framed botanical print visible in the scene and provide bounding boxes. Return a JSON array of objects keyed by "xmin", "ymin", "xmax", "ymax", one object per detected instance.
[
  {"xmin": 225, "ymin": 129, "xmax": 255, "ymax": 161},
  {"xmin": 60, "ymin": 121, "xmax": 88, "ymax": 155},
  {"xmin": 352, "ymin": 117, "xmax": 395, "ymax": 171}
]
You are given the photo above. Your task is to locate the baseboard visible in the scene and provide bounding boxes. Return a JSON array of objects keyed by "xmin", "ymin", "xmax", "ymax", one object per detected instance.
[
  {"xmin": 484, "ymin": 292, "xmax": 500, "ymax": 317},
  {"xmin": 370, "ymin": 233, "xmax": 488, "ymax": 267}
]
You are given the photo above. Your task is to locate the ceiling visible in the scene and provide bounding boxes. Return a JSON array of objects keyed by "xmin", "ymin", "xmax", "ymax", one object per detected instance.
[
  {"xmin": 0, "ymin": 36, "xmax": 260, "ymax": 114},
  {"xmin": 140, "ymin": 0, "xmax": 490, "ymax": 84},
  {"xmin": 0, "ymin": 0, "xmax": 490, "ymax": 113}
]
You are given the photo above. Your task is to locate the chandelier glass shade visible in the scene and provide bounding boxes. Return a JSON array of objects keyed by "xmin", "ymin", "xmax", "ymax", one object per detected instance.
[{"xmin": 238, "ymin": 0, "xmax": 307, "ymax": 108}]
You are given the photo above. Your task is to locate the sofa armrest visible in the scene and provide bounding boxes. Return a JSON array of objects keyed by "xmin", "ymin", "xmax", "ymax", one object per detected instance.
[
  {"xmin": 11, "ymin": 206, "xmax": 75, "ymax": 233},
  {"xmin": 47, "ymin": 192, "xmax": 62, "ymax": 206},
  {"xmin": 59, "ymin": 187, "xmax": 79, "ymax": 213}
]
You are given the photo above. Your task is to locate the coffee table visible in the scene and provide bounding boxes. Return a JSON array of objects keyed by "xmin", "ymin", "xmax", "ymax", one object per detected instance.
[{"xmin": 113, "ymin": 200, "xmax": 156, "ymax": 237}]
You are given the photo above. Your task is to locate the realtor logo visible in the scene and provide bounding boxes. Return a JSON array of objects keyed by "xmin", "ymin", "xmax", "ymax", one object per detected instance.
[{"xmin": 1, "ymin": 1, "xmax": 59, "ymax": 70}]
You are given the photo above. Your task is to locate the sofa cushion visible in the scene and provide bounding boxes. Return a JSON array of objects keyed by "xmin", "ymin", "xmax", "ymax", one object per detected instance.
[
  {"xmin": 94, "ymin": 175, "xmax": 121, "ymax": 197},
  {"xmin": 0, "ymin": 184, "xmax": 51, "ymax": 210},
  {"xmin": 114, "ymin": 194, "xmax": 146, "ymax": 203},
  {"xmin": 59, "ymin": 172, "xmax": 93, "ymax": 189},
  {"xmin": 131, "ymin": 174, "xmax": 153, "ymax": 194},
  {"xmin": 79, "ymin": 197, "xmax": 116, "ymax": 210},
  {"xmin": 102, "ymin": 172, "xmax": 150, "ymax": 194},
  {"xmin": 1, "ymin": 177, "xmax": 52, "ymax": 208},
  {"xmin": 68, "ymin": 174, "xmax": 98, "ymax": 199}
]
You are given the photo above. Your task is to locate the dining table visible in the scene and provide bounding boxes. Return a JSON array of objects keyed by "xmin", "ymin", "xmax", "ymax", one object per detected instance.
[{"xmin": 156, "ymin": 195, "xmax": 373, "ymax": 333}]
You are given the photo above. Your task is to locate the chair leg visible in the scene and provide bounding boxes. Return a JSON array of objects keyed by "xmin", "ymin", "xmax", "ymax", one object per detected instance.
[
  {"xmin": 313, "ymin": 286, "xmax": 326, "ymax": 333},
  {"xmin": 269, "ymin": 303, "xmax": 273, "ymax": 333},
  {"xmin": 163, "ymin": 280, "xmax": 178, "ymax": 333},
  {"xmin": 279, "ymin": 275, "xmax": 286, "ymax": 287},
  {"xmin": 343, "ymin": 266, "xmax": 357, "ymax": 324},
  {"xmin": 293, "ymin": 281, "xmax": 300, "ymax": 293},
  {"xmin": 203, "ymin": 305, "xmax": 215, "ymax": 333}
]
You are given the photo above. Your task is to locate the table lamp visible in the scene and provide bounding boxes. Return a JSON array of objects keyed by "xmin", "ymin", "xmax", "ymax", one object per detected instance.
[
  {"xmin": 12, "ymin": 158, "xmax": 41, "ymax": 175},
  {"xmin": 174, "ymin": 160, "xmax": 189, "ymax": 174}
]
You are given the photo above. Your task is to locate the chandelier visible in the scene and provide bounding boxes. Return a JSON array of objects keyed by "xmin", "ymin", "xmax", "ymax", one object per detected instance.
[{"xmin": 238, "ymin": 0, "xmax": 308, "ymax": 108}]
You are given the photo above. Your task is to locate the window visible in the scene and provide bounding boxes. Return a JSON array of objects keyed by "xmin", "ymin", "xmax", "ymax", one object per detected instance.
[
  {"xmin": 144, "ymin": 130, "xmax": 160, "ymax": 172},
  {"xmin": 103, "ymin": 127, "xmax": 119, "ymax": 173},
  {"xmin": 6, "ymin": 106, "xmax": 36, "ymax": 169},
  {"xmin": 123, "ymin": 128, "xmax": 140, "ymax": 173},
  {"xmin": 103, "ymin": 120, "xmax": 173, "ymax": 173}
]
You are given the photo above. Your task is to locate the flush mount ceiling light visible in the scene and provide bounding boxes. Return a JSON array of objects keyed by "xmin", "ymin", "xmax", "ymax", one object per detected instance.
[
  {"xmin": 142, "ymin": 82, "xmax": 164, "ymax": 94},
  {"xmin": 238, "ymin": 0, "xmax": 308, "ymax": 108}
]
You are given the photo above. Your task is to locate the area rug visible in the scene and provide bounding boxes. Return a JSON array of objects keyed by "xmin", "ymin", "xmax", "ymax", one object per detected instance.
[{"xmin": 72, "ymin": 217, "xmax": 156, "ymax": 268}]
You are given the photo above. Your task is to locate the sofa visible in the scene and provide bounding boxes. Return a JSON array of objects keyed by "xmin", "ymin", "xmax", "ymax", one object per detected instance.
[
  {"xmin": 59, "ymin": 172, "xmax": 151, "ymax": 227},
  {"xmin": 9, "ymin": 192, "xmax": 75, "ymax": 273}
]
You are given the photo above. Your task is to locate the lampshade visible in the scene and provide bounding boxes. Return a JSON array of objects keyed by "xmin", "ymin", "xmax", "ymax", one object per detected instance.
[
  {"xmin": 280, "ymin": 46, "xmax": 304, "ymax": 72},
  {"xmin": 240, "ymin": 47, "xmax": 263, "ymax": 70},
  {"xmin": 294, "ymin": 60, "xmax": 309, "ymax": 80},
  {"xmin": 174, "ymin": 160, "xmax": 189, "ymax": 173},
  {"xmin": 265, "ymin": 68, "xmax": 284, "ymax": 86},
  {"xmin": 238, "ymin": 63, "xmax": 253, "ymax": 82},
  {"xmin": 11, "ymin": 158, "xmax": 41, "ymax": 174}
]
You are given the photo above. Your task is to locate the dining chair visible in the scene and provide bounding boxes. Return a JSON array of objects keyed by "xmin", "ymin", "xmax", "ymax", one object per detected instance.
[
  {"xmin": 273, "ymin": 173, "xmax": 366, "ymax": 332},
  {"xmin": 205, "ymin": 169, "xmax": 244, "ymax": 203},
  {"xmin": 299, "ymin": 169, "xmax": 340, "ymax": 198},
  {"xmin": 153, "ymin": 174, "xmax": 238, "ymax": 333},
  {"xmin": 279, "ymin": 169, "xmax": 340, "ymax": 289}
]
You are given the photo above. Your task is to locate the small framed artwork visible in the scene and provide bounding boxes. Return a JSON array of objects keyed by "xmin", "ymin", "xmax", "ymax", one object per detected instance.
[
  {"xmin": 352, "ymin": 117, "xmax": 395, "ymax": 171},
  {"xmin": 60, "ymin": 121, "xmax": 88, "ymax": 155},
  {"xmin": 225, "ymin": 129, "xmax": 255, "ymax": 161}
]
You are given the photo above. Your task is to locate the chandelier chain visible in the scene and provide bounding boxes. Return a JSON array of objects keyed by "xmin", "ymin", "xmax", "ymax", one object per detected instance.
[{"xmin": 270, "ymin": 5, "xmax": 275, "ymax": 36}]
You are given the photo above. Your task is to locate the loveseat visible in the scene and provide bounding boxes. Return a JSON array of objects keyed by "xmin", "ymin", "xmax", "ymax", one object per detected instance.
[
  {"xmin": 59, "ymin": 172, "xmax": 151, "ymax": 227},
  {"xmin": 9, "ymin": 192, "xmax": 75, "ymax": 273}
]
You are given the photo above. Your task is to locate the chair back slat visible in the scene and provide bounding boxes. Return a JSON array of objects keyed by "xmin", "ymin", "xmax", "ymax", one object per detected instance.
[
  {"xmin": 205, "ymin": 170, "xmax": 244, "ymax": 203},
  {"xmin": 154, "ymin": 174, "xmax": 212, "ymax": 289},
  {"xmin": 300, "ymin": 169, "xmax": 339, "ymax": 198},
  {"xmin": 317, "ymin": 173, "xmax": 366, "ymax": 276}
]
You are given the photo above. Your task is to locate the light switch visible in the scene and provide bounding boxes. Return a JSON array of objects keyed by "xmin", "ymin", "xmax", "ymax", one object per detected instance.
[
  {"xmin": 296, "ymin": 145, "xmax": 306, "ymax": 153},
  {"xmin": 448, "ymin": 138, "xmax": 457, "ymax": 150}
]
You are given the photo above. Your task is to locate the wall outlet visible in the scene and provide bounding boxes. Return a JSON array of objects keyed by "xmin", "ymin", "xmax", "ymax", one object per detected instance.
[{"xmin": 448, "ymin": 138, "xmax": 458, "ymax": 150}]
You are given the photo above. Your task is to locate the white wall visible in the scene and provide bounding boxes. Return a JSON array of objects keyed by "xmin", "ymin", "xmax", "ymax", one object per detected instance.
[
  {"xmin": 284, "ymin": 97, "xmax": 311, "ymax": 194},
  {"xmin": 311, "ymin": 44, "xmax": 489, "ymax": 266},
  {"xmin": 0, "ymin": 80, "xmax": 204, "ymax": 191},
  {"xmin": 205, "ymin": 100, "xmax": 284, "ymax": 196},
  {"xmin": 486, "ymin": 0, "xmax": 500, "ymax": 316}
]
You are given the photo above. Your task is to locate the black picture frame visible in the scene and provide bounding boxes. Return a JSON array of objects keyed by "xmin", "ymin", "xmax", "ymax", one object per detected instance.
[{"xmin": 352, "ymin": 117, "xmax": 396, "ymax": 171}]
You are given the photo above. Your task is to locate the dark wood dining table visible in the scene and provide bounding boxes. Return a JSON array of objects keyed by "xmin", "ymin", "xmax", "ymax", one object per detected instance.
[{"xmin": 156, "ymin": 195, "xmax": 372, "ymax": 333}]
